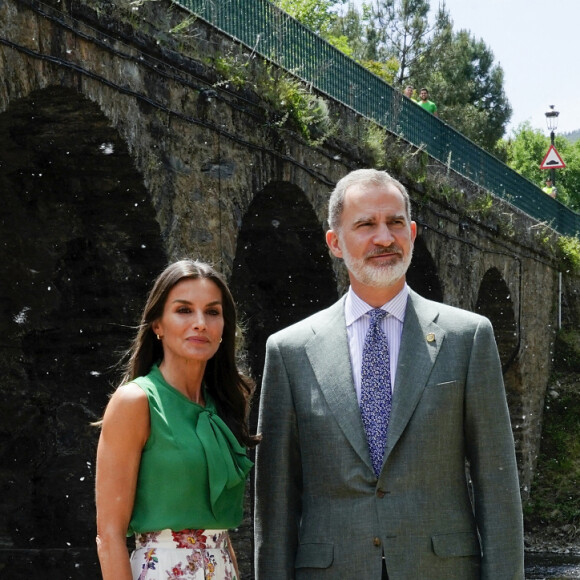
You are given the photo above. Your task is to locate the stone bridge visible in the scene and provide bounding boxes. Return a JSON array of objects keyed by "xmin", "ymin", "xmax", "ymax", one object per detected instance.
[{"xmin": 1, "ymin": 0, "xmax": 578, "ymax": 577}]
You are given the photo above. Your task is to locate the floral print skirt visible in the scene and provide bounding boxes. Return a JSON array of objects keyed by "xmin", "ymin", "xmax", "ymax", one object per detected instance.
[{"xmin": 130, "ymin": 528, "xmax": 237, "ymax": 580}]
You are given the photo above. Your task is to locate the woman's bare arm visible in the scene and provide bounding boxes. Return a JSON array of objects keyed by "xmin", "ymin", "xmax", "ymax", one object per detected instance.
[{"xmin": 95, "ymin": 384, "xmax": 149, "ymax": 580}]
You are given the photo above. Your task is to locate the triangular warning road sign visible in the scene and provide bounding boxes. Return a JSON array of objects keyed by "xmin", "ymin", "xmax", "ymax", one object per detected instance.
[{"xmin": 540, "ymin": 145, "xmax": 566, "ymax": 170}]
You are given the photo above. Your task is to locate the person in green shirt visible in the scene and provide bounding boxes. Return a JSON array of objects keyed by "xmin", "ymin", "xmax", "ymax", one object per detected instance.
[
  {"xmin": 418, "ymin": 88, "xmax": 438, "ymax": 116},
  {"xmin": 542, "ymin": 177, "xmax": 557, "ymax": 198},
  {"xmin": 96, "ymin": 260, "xmax": 259, "ymax": 580}
]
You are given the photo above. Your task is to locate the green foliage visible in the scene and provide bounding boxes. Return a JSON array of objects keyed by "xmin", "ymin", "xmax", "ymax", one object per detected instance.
[
  {"xmin": 432, "ymin": 182, "xmax": 460, "ymax": 204},
  {"xmin": 557, "ymin": 139, "xmax": 580, "ymax": 211},
  {"xmin": 272, "ymin": 0, "xmax": 345, "ymax": 36},
  {"xmin": 360, "ymin": 120, "xmax": 388, "ymax": 168},
  {"xmin": 467, "ymin": 192, "xmax": 494, "ymax": 216},
  {"xmin": 358, "ymin": 58, "xmax": 399, "ymax": 84},
  {"xmin": 213, "ymin": 52, "xmax": 249, "ymax": 89},
  {"xmin": 525, "ymin": 368, "xmax": 580, "ymax": 528},
  {"xmin": 500, "ymin": 122, "xmax": 580, "ymax": 211},
  {"xmin": 168, "ymin": 15, "xmax": 197, "ymax": 38},
  {"xmin": 503, "ymin": 122, "xmax": 549, "ymax": 185},
  {"xmin": 530, "ymin": 222, "xmax": 555, "ymax": 248},
  {"xmin": 331, "ymin": 1, "xmax": 512, "ymax": 152},
  {"xmin": 372, "ymin": 0, "xmax": 440, "ymax": 86},
  {"xmin": 412, "ymin": 29, "xmax": 512, "ymax": 152},
  {"xmin": 328, "ymin": 2, "xmax": 377, "ymax": 62},
  {"xmin": 557, "ymin": 236, "xmax": 580, "ymax": 274},
  {"xmin": 258, "ymin": 65, "xmax": 334, "ymax": 144},
  {"xmin": 280, "ymin": 1, "xmax": 399, "ymax": 84},
  {"xmin": 553, "ymin": 329, "xmax": 580, "ymax": 371},
  {"xmin": 325, "ymin": 33, "xmax": 354, "ymax": 57},
  {"xmin": 211, "ymin": 50, "xmax": 334, "ymax": 144}
]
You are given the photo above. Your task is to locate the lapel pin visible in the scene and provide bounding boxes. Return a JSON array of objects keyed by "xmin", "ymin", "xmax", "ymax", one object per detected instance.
[{"xmin": 426, "ymin": 333, "xmax": 435, "ymax": 343}]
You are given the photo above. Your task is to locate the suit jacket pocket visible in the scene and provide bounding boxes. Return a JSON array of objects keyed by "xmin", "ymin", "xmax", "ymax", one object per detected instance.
[
  {"xmin": 427, "ymin": 380, "xmax": 461, "ymax": 389},
  {"xmin": 431, "ymin": 531, "xmax": 481, "ymax": 558},
  {"xmin": 295, "ymin": 543, "xmax": 334, "ymax": 569}
]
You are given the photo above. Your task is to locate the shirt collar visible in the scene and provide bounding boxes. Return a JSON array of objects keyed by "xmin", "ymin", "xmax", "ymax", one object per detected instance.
[{"xmin": 345, "ymin": 284, "xmax": 409, "ymax": 327}]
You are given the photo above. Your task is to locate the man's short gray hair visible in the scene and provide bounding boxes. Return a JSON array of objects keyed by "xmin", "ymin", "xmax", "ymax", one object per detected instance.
[{"xmin": 328, "ymin": 169, "xmax": 411, "ymax": 231}]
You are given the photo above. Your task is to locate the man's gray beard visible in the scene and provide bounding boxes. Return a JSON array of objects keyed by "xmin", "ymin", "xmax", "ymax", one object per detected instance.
[{"xmin": 341, "ymin": 245, "xmax": 413, "ymax": 288}]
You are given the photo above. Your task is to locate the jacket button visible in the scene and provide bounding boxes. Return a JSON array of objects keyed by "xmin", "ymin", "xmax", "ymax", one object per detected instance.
[
  {"xmin": 376, "ymin": 489, "xmax": 386, "ymax": 498},
  {"xmin": 373, "ymin": 537, "xmax": 382, "ymax": 547}
]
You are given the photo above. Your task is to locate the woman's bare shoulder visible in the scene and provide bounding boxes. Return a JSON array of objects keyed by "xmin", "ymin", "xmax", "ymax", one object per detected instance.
[{"xmin": 102, "ymin": 382, "xmax": 149, "ymax": 430}]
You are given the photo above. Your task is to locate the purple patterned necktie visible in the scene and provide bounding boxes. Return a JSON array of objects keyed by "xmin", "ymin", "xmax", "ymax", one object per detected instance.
[{"xmin": 360, "ymin": 308, "xmax": 392, "ymax": 477}]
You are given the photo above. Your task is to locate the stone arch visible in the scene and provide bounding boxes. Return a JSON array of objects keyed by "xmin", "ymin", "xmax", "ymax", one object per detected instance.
[
  {"xmin": 0, "ymin": 86, "xmax": 166, "ymax": 575},
  {"xmin": 475, "ymin": 267, "xmax": 519, "ymax": 371},
  {"xmin": 230, "ymin": 181, "xmax": 338, "ymax": 413},
  {"xmin": 474, "ymin": 268, "xmax": 526, "ymax": 473},
  {"xmin": 406, "ymin": 236, "xmax": 443, "ymax": 302}
]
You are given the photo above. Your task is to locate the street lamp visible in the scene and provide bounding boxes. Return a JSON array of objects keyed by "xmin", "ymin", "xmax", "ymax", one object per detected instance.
[{"xmin": 545, "ymin": 105, "xmax": 560, "ymax": 186}]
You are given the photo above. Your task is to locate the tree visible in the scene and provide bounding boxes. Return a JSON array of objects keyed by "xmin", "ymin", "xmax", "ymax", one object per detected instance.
[
  {"xmin": 272, "ymin": 0, "xmax": 345, "ymax": 36},
  {"xmin": 274, "ymin": 0, "xmax": 513, "ymax": 153},
  {"xmin": 503, "ymin": 122, "xmax": 549, "ymax": 185},
  {"xmin": 328, "ymin": 2, "xmax": 377, "ymax": 61},
  {"xmin": 370, "ymin": 0, "xmax": 450, "ymax": 87},
  {"xmin": 501, "ymin": 122, "xmax": 580, "ymax": 211},
  {"xmin": 275, "ymin": 0, "xmax": 399, "ymax": 83},
  {"xmin": 329, "ymin": 3, "xmax": 399, "ymax": 82},
  {"xmin": 552, "ymin": 138, "xmax": 580, "ymax": 211},
  {"xmin": 411, "ymin": 29, "xmax": 512, "ymax": 152}
]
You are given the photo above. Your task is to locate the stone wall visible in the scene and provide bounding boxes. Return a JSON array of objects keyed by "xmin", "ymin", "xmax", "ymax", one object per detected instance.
[{"xmin": 0, "ymin": 0, "xmax": 570, "ymax": 577}]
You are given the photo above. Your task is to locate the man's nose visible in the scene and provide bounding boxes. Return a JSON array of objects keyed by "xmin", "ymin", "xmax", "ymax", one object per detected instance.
[{"xmin": 373, "ymin": 223, "xmax": 395, "ymax": 245}]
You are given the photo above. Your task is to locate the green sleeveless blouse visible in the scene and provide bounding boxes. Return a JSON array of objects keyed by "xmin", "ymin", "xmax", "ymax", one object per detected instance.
[{"xmin": 127, "ymin": 364, "xmax": 253, "ymax": 535}]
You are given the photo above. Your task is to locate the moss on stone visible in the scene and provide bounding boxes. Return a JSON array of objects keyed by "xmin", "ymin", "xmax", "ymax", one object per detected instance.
[{"xmin": 524, "ymin": 329, "xmax": 580, "ymax": 532}]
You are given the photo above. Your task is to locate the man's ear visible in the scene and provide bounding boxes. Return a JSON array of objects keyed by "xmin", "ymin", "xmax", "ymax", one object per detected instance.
[
  {"xmin": 410, "ymin": 220, "xmax": 417, "ymax": 243},
  {"xmin": 326, "ymin": 229, "xmax": 343, "ymax": 259}
]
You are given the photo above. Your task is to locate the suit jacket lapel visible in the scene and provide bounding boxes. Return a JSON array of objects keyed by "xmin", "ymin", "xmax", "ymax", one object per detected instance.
[
  {"xmin": 384, "ymin": 290, "xmax": 445, "ymax": 460},
  {"xmin": 305, "ymin": 297, "xmax": 373, "ymax": 471}
]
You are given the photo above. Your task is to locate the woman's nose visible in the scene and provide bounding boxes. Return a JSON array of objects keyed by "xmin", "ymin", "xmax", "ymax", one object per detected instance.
[{"xmin": 191, "ymin": 312, "xmax": 206, "ymax": 329}]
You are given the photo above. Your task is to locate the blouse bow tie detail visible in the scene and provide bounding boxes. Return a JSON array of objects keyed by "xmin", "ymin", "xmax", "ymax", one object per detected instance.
[{"xmin": 197, "ymin": 410, "xmax": 253, "ymax": 518}]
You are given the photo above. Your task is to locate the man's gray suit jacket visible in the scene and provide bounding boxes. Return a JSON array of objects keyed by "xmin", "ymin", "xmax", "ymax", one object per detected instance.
[{"xmin": 254, "ymin": 289, "xmax": 524, "ymax": 579}]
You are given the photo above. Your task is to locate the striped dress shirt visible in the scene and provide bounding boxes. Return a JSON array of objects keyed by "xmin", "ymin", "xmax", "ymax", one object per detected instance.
[{"xmin": 344, "ymin": 284, "xmax": 408, "ymax": 403}]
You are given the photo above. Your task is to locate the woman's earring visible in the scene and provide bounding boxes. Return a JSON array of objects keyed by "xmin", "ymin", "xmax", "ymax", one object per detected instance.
[
  {"xmin": 156, "ymin": 334, "xmax": 162, "ymax": 340},
  {"xmin": 219, "ymin": 338, "xmax": 223, "ymax": 343}
]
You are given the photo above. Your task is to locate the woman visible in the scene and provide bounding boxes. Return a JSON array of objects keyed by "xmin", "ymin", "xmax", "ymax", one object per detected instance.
[{"xmin": 96, "ymin": 260, "xmax": 258, "ymax": 580}]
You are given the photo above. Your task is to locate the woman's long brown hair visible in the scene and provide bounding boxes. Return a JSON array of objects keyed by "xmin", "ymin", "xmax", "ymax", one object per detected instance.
[{"xmin": 118, "ymin": 259, "xmax": 259, "ymax": 448}]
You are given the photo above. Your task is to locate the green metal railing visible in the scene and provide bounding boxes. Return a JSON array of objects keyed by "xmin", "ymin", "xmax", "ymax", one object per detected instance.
[{"xmin": 178, "ymin": 0, "xmax": 579, "ymax": 237}]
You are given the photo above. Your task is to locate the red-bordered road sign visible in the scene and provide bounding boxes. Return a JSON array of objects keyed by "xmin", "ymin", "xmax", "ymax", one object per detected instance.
[{"xmin": 540, "ymin": 145, "xmax": 566, "ymax": 170}]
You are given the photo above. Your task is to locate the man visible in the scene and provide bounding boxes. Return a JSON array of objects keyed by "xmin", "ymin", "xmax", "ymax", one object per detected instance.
[
  {"xmin": 254, "ymin": 169, "xmax": 524, "ymax": 579},
  {"xmin": 542, "ymin": 177, "xmax": 557, "ymax": 198},
  {"xmin": 403, "ymin": 85, "xmax": 414, "ymax": 99},
  {"xmin": 418, "ymin": 87, "xmax": 438, "ymax": 116}
]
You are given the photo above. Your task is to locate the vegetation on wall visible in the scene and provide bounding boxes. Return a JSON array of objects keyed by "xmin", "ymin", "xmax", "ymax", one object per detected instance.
[
  {"xmin": 261, "ymin": 68, "xmax": 335, "ymax": 144},
  {"xmin": 557, "ymin": 236, "xmax": 580, "ymax": 274},
  {"xmin": 524, "ymin": 328, "xmax": 580, "ymax": 537},
  {"xmin": 274, "ymin": 0, "xmax": 512, "ymax": 154},
  {"xmin": 211, "ymin": 49, "xmax": 336, "ymax": 145}
]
